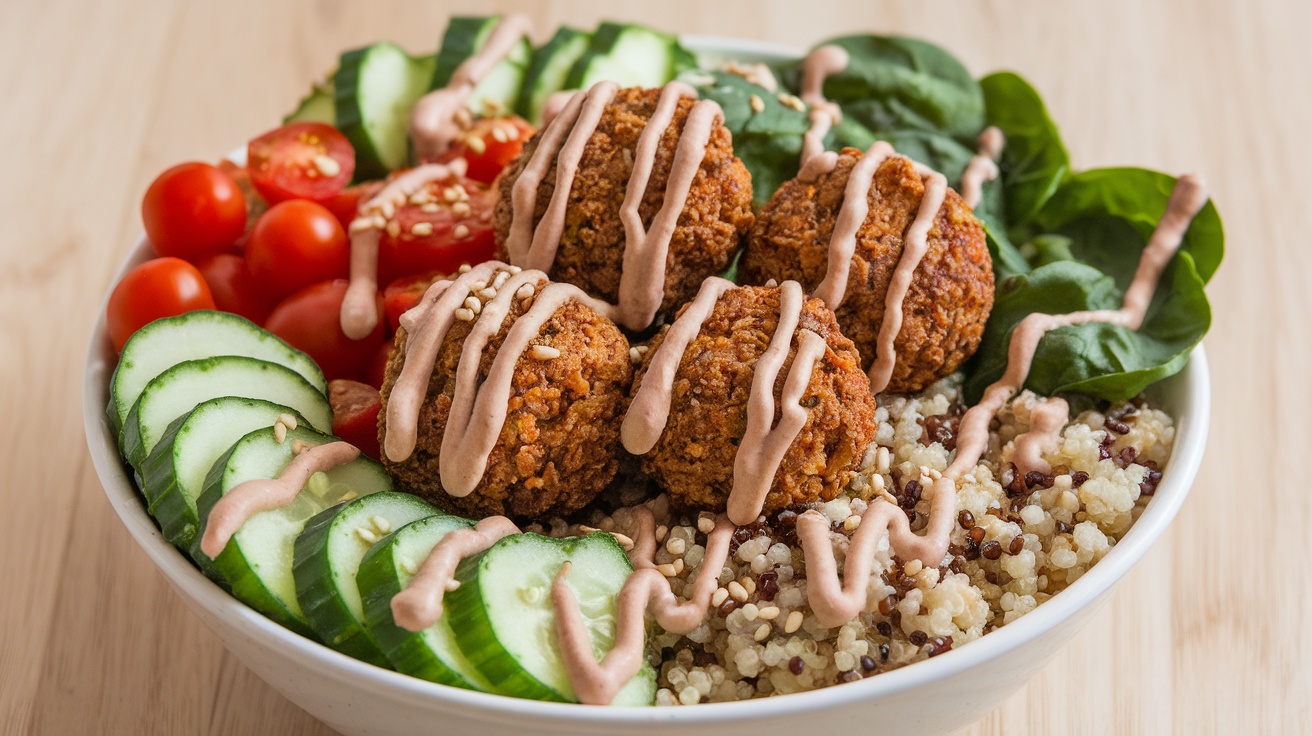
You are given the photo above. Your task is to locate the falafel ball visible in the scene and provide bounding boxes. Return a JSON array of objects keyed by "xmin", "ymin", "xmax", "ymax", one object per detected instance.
[
  {"xmin": 493, "ymin": 86, "xmax": 755, "ymax": 321},
  {"xmin": 740, "ymin": 149, "xmax": 994, "ymax": 394},
  {"xmin": 631, "ymin": 284, "xmax": 877, "ymax": 516},
  {"xmin": 379, "ymin": 270, "xmax": 633, "ymax": 520}
]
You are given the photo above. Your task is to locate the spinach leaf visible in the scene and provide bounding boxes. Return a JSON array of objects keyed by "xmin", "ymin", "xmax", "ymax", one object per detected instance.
[
  {"xmin": 786, "ymin": 35, "xmax": 986, "ymax": 143},
  {"xmin": 964, "ymin": 168, "xmax": 1222, "ymax": 402},
  {"xmin": 979, "ymin": 72, "xmax": 1070, "ymax": 237},
  {"xmin": 679, "ymin": 70, "xmax": 810, "ymax": 207},
  {"xmin": 1033, "ymin": 167, "xmax": 1224, "ymax": 285}
]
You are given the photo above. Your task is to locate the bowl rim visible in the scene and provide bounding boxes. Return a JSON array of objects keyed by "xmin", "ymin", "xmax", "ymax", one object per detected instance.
[{"xmin": 81, "ymin": 33, "xmax": 1212, "ymax": 728}]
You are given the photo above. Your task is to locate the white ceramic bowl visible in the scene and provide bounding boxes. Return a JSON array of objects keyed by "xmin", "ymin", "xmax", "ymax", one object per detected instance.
[{"xmin": 82, "ymin": 35, "xmax": 1211, "ymax": 736}]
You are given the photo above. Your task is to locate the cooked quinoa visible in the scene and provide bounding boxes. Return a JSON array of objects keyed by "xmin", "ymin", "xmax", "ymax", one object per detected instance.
[{"xmin": 530, "ymin": 374, "xmax": 1174, "ymax": 704}]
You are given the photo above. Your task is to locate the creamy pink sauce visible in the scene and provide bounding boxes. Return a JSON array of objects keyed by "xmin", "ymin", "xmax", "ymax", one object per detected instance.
[
  {"xmin": 384, "ymin": 261, "xmax": 616, "ymax": 498},
  {"xmin": 505, "ymin": 80, "xmax": 724, "ymax": 331},
  {"xmin": 199, "ymin": 441, "xmax": 360, "ymax": 558},
  {"xmin": 795, "ymin": 173, "xmax": 1208, "ymax": 626},
  {"xmin": 540, "ymin": 90, "xmax": 578, "ymax": 126},
  {"xmin": 552, "ymin": 506, "xmax": 735, "ymax": 704},
  {"xmin": 1012, "ymin": 396, "xmax": 1070, "ymax": 476},
  {"xmin": 959, "ymin": 126, "xmax": 1004, "ymax": 210},
  {"xmin": 408, "ymin": 14, "xmax": 533, "ymax": 159},
  {"xmin": 391, "ymin": 516, "xmax": 521, "ymax": 631},
  {"xmin": 341, "ymin": 160, "xmax": 469, "ymax": 340},
  {"xmin": 810, "ymin": 141, "xmax": 894, "ymax": 307},
  {"xmin": 798, "ymin": 45, "xmax": 848, "ymax": 165}
]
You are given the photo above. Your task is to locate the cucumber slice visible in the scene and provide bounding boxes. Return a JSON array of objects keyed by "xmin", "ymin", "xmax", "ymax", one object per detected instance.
[
  {"xmin": 194, "ymin": 426, "xmax": 392, "ymax": 636},
  {"xmin": 285, "ymin": 79, "xmax": 336, "ymax": 125},
  {"xmin": 446, "ymin": 533, "xmax": 656, "ymax": 704},
  {"xmin": 519, "ymin": 27, "xmax": 592, "ymax": 124},
  {"xmin": 336, "ymin": 43, "xmax": 436, "ymax": 179},
  {"xmin": 431, "ymin": 15, "xmax": 532, "ymax": 118},
  {"xmin": 564, "ymin": 22, "xmax": 689, "ymax": 91},
  {"xmin": 139, "ymin": 397, "xmax": 310, "ymax": 549},
  {"xmin": 293, "ymin": 492, "xmax": 439, "ymax": 665},
  {"xmin": 120, "ymin": 356, "xmax": 333, "ymax": 469},
  {"xmin": 357, "ymin": 514, "xmax": 494, "ymax": 690},
  {"xmin": 109, "ymin": 310, "xmax": 325, "ymax": 433}
]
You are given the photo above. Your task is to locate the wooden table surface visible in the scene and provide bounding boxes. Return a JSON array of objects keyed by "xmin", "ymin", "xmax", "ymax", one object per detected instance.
[{"xmin": 2, "ymin": 0, "xmax": 1306, "ymax": 733}]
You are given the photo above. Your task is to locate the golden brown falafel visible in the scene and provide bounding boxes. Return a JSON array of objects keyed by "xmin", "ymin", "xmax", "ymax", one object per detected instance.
[
  {"xmin": 379, "ymin": 271, "xmax": 633, "ymax": 520},
  {"xmin": 493, "ymin": 86, "xmax": 755, "ymax": 321},
  {"xmin": 630, "ymin": 284, "xmax": 877, "ymax": 517},
  {"xmin": 740, "ymin": 150, "xmax": 994, "ymax": 393}
]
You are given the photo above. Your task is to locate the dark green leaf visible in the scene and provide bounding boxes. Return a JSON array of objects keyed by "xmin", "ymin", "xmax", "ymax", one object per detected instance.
[{"xmin": 979, "ymin": 72, "xmax": 1070, "ymax": 236}]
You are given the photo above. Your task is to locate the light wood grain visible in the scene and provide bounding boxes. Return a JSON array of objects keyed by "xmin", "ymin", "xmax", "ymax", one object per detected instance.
[{"xmin": 1, "ymin": 0, "xmax": 1306, "ymax": 733}]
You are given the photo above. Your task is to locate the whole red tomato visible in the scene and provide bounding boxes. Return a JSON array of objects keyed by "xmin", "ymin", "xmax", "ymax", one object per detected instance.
[
  {"xmin": 196, "ymin": 253, "xmax": 274, "ymax": 324},
  {"xmin": 441, "ymin": 115, "xmax": 535, "ymax": 184},
  {"xmin": 264, "ymin": 279, "xmax": 384, "ymax": 382},
  {"xmin": 142, "ymin": 162, "xmax": 247, "ymax": 261},
  {"xmin": 107, "ymin": 257, "xmax": 216, "ymax": 351},
  {"xmin": 376, "ymin": 176, "xmax": 496, "ymax": 284},
  {"xmin": 246, "ymin": 200, "xmax": 349, "ymax": 300},
  {"xmin": 247, "ymin": 122, "xmax": 356, "ymax": 204}
]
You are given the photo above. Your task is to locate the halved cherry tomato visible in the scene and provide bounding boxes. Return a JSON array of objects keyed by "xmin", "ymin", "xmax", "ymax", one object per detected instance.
[
  {"xmin": 142, "ymin": 162, "xmax": 247, "ymax": 261},
  {"xmin": 217, "ymin": 160, "xmax": 268, "ymax": 241},
  {"xmin": 107, "ymin": 257, "xmax": 216, "ymax": 352},
  {"xmin": 377, "ymin": 175, "xmax": 496, "ymax": 284},
  {"xmin": 264, "ymin": 279, "xmax": 384, "ymax": 382},
  {"xmin": 196, "ymin": 253, "xmax": 274, "ymax": 324},
  {"xmin": 363, "ymin": 341, "xmax": 392, "ymax": 390},
  {"xmin": 323, "ymin": 180, "xmax": 385, "ymax": 230},
  {"xmin": 441, "ymin": 115, "xmax": 535, "ymax": 184},
  {"xmin": 247, "ymin": 122, "xmax": 355, "ymax": 204},
  {"xmin": 246, "ymin": 200, "xmax": 349, "ymax": 300},
  {"xmin": 328, "ymin": 379, "xmax": 382, "ymax": 460},
  {"xmin": 382, "ymin": 270, "xmax": 446, "ymax": 333}
]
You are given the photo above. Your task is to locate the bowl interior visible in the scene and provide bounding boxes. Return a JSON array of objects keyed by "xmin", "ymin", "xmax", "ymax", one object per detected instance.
[{"xmin": 81, "ymin": 34, "xmax": 1211, "ymax": 730}]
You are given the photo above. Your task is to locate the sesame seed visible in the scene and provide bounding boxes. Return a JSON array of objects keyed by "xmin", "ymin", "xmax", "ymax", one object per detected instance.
[
  {"xmin": 454, "ymin": 107, "xmax": 473, "ymax": 129},
  {"xmin": 470, "ymin": 280, "xmax": 488, "ymax": 291},
  {"xmin": 463, "ymin": 296, "xmax": 482, "ymax": 314},
  {"xmin": 491, "ymin": 125, "xmax": 509, "ymax": 143},
  {"xmin": 273, "ymin": 421, "xmax": 287, "ymax": 444},
  {"xmin": 411, "ymin": 221, "xmax": 434, "ymax": 236},
  {"xmin": 530, "ymin": 345, "xmax": 561, "ymax": 360},
  {"xmin": 757, "ymin": 605, "xmax": 781, "ymax": 620},
  {"xmin": 654, "ymin": 525, "xmax": 668, "ymax": 542},
  {"xmin": 636, "ymin": 345, "xmax": 648, "ymax": 354},
  {"xmin": 764, "ymin": 278, "xmax": 778, "ymax": 287},
  {"xmin": 611, "ymin": 532, "xmax": 634, "ymax": 550},
  {"xmin": 672, "ymin": 558, "xmax": 685, "ymax": 574},
  {"xmin": 355, "ymin": 526, "xmax": 379, "ymax": 544},
  {"xmin": 454, "ymin": 308, "xmax": 474, "ymax": 321},
  {"xmin": 749, "ymin": 94, "xmax": 765, "ymax": 113},
  {"xmin": 313, "ymin": 155, "xmax": 341, "ymax": 178},
  {"xmin": 458, "ymin": 263, "xmax": 472, "ymax": 273},
  {"xmin": 753, "ymin": 623, "xmax": 771, "ymax": 641},
  {"xmin": 507, "ymin": 265, "xmax": 522, "ymax": 273},
  {"xmin": 785, "ymin": 610, "xmax": 804, "ymax": 633},
  {"xmin": 347, "ymin": 217, "xmax": 375, "ymax": 234},
  {"xmin": 727, "ymin": 581, "xmax": 748, "ymax": 602},
  {"xmin": 629, "ymin": 347, "xmax": 643, "ymax": 365},
  {"xmin": 454, "ymin": 224, "xmax": 470, "ymax": 239},
  {"xmin": 492, "ymin": 271, "xmax": 510, "ymax": 289},
  {"xmin": 477, "ymin": 287, "xmax": 496, "ymax": 300},
  {"xmin": 443, "ymin": 187, "xmax": 462, "ymax": 203},
  {"xmin": 277, "ymin": 413, "xmax": 298, "ymax": 430},
  {"xmin": 291, "ymin": 439, "xmax": 311, "ymax": 455},
  {"xmin": 711, "ymin": 587, "xmax": 729, "ymax": 607},
  {"xmin": 452, "ymin": 201, "xmax": 471, "ymax": 217},
  {"xmin": 656, "ymin": 563, "xmax": 678, "ymax": 577},
  {"xmin": 843, "ymin": 514, "xmax": 862, "ymax": 532},
  {"xmin": 515, "ymin": 284, "xmax": 535, "ymax": 300},
  {"xmin": 386, "ymin": 221, "xmax": 401, "ymax": 238},
  {"xmin": 778, "ymin": 92, "xmax": 805, "ymax": 111},
  {"xmin": 904, "ymin": 559, "xmax": 924, "ymax": 576},
  {"xmin": 380, "ymin": 200, "xmax": 396, "ymax": 219},
  {"xmin": 519, "ymin": 298, "xmax": 534, "ymax": 312},
  {"xmin": 740, "ymin": 576, "xmax": 756, "ymax": 596},
  {"xmin": 339, "ymin": 491, "xmax": 358, "ymax": 501},
  {"xmin": 465, "ymin": 135, "xmax": 486, "ymax": 154}
]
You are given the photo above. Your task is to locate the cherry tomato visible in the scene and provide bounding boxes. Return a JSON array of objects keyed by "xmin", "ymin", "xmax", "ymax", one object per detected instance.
[
  {"xmin": 377, "ymin": 175, "xmax": 496, "ymax": 284},
  {"xmin": 142, "ymin": 162, "xmax": 247, "ymax": 261},
  {"xmin": 247, "ymin": 122, "xmax": 355, "ymax": 204},
  {"xmin": 382, "ymin": 270, "xmax": 446, "ymax": 333},
  {"xmin": 246, "ymin": 200, "xmax": 349, "ymax": 300},
  {"xmin": 363, "ymin": 341, "xmax": 392, "ymax": 390},
  {"xmin": 323, "ymin": 181, "xmax": 385, "ymax": 230},
  {"xmin": 217, "ymin": 160, "xmax": 269, "ymax": 242},
  {"xmin": 107, "ymin": 257, "xmax": 216, "ymax": 352},
  {"xmin": 441, "ymin": 115, "xmax": 535, "ymax": 184},
  {"xmin": 328, "ymin": 380, "xmax": 382, "ymax": 461},
  {"xmin": 196, "ymin": 253, "xmax": 274, "ymax": 324},
  {"xmin": 264, "ymin": 279, "xmax": 384, "ymax": 382}
]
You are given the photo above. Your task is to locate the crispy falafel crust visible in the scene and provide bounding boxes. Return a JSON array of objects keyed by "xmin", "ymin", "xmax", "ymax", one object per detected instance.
[
  {"xmin": 493, "ymin": 87, "xmax": 755, "ymax": 318},
  {"xmin": 378, "ymin": 284, "xmax": 633, "ymax": 520},
  {"xmin": 741, "ymin": 150, "xmax": 994, "ymax": 393},
  {"xmin": 632, "ymin": 285, "xmax": 877, "ymax": 516}
]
